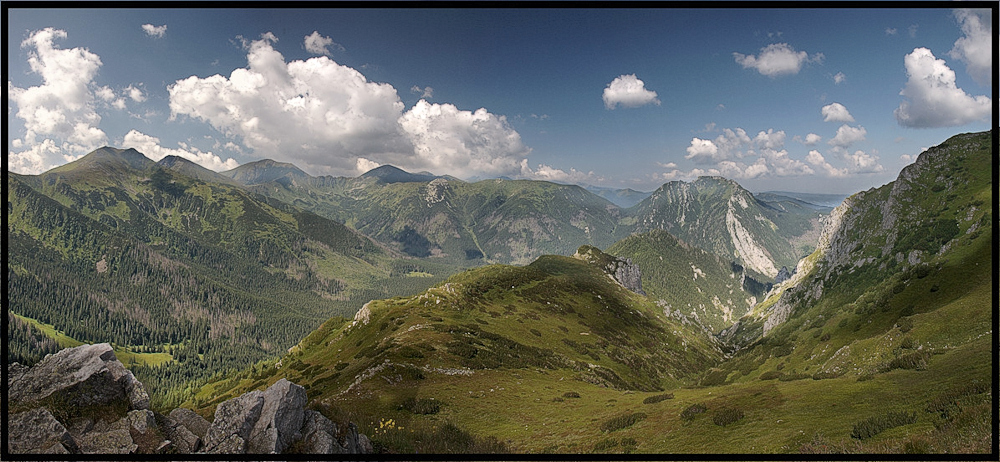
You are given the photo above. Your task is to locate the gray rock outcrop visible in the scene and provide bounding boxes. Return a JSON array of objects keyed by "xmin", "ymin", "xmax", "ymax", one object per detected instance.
[
  {"xmin": 8, "ymin": 343, "xmax": 149, "ymax": 412},
  {"xmin": 6, "ymin": 343, "xmax": 370, "ymax": 455},
  {"xmin": 8, "ymin": 408, "xmax": 79, "ymax": 454}
]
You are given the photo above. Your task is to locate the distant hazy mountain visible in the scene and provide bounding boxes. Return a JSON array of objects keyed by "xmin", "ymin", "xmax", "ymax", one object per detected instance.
[
  {"xmin": 758, "ymin": 190, "xmax": 847, "ymax": 208},
  {"xmin": 225, "ymin": 164, "xmax": 631, "ymax": 265},
  {"xmin": 582, "ymin": 184, "xmax": 653, "ymax": 208}
]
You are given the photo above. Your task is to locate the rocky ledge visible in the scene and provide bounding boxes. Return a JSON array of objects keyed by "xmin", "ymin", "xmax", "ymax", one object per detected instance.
[{"xmin": 7, "ymin": 343, "xmax": 371, "ymax": 455}]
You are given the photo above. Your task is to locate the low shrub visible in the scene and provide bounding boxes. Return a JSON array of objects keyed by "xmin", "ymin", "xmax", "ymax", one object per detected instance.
[
  {"xmin": 642, "ymin": 393, "xmax": 674, "ymax": 404},
  {"xmin": 592, "ymin": 438, "xmax": 618, "ymax": 452},
  {"xmin": 812, "ymin": 371, "xmax": 844, "ymax": 380},
  {"xmin": 850, "ymin": 410, "xmax": 917, "ymax": 440},
  {"xmin": 778, "ymin": 373, "xmax": 811, "ymax": 382},
  {"xmin": 399, "ymin": 397, "xmax": 440, "ymax": 415},
  {"xmin": 758, "ymin": 370, "xmax": 782, "ymax": 380},
  {"xmin": 700, "ymin": 369, "xmax": 729, "ymax": 386},
  {"xmin": 600, "ymin": 412, "xmax": 647, "ymax": 432},
  {"xmin": 925, "ymin": 379, "xmax": 989, "ymax": 419},
  {"xmin": 680, "ymin": 403, "xmax": 707, "ymax": 421},
  {"xmin": 712, "ymin": 407, "xmax": 745, "ymax": 427},
  {"xmin": 563, "ymin": 391, "xmax": 581, "ymax": 399},
  {"xmin": 878, "ymin": 351, "xmax": 929, "ymax": 373}
]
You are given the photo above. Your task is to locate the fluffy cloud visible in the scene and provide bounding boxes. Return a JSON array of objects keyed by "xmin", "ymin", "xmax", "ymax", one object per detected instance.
[
  {"xmin": 398, "ymin": 100, "xmax": 530, "ymax": 178},
  {"xmin": 733, "ymin": 43, "xmax": 822, "ymax": 77},
  {"xmin": 844, "ymin": 150, "xmax": 884, "ymax": 174},
  {"xmin": 304, "ymin": 31, "xmax": 343, "ymax": 56},
  {"xmin": 168, "ymin": 33, "xmax": 530, "ymax": 179},
  {"xmin": 122, "ymin": 130, "xmax": 238, "ymax": 171},
  {"xmin": 948, "ymin": 9, "xmax": 992, "ymax": 87},
  {"xmin": 602, "ymin": 74, "xmax": 660, "ymax": 109},
  {"xmin": 168, "ymin": 33, "xmax": 410, "ymax": 173},
  {"xmin": 754, "ymin": 129, "xmax": 785, "ymax": 150},
  {"xmin": 520, "ymin": 160, "xmax": 597, "ymax": 184},
  {"xmin": 805, "ymin": 149, "xmax": 847, "ymax": 177},
  {"xmin": 410, "ymin": 85, "xmax": 434, "ymax": 99},
  {"xmin": 828, "ymin": 124, "xmax": 866, "ymax": 148},
  {"xmin": 8, "ymin": 28, "xmax": 108, "ymax": 174},
  {"xmin": 126, "ymin": 85, "xmax": 146, "ymax": 102},
  {"xmin": 821, "ymin": 102, "xmax": 855, "ymax": 123},
  {"xmin": 142, "ymin": 24, "xmax": 167, "ymax": 38},
  {"xmin": 671, "ymin": 126, "xmax": 815, "ymax": 180},
  {"xmin": 794, "ymin": 133, "xmax": 822, "ymax": 145},
  {"xmin": 356, "ymin": 157, "xmax": 381, "ymax": 174},
  {"xmin": 685, "ymin": 138, "xmax": 721, "ymax": 164},
  {"xmin": 893, "ymin": 47, "xmax": 991, "ymax": 128},
  {"xmin": 833, "ymin": 72, "xmax": 846, "ymax": 84}
]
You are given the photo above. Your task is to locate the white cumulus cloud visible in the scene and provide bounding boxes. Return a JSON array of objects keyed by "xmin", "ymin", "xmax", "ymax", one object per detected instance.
[
  {"xmin": 821, "ymin": 102, "xmax": 855, "ymax": 123},
  {"xmin": 844, "ymin": 150, "xmax": 884, "ymax": 174},
  {"xmin": 356, "ymin": 157, "xmax": 381, "ymax": 174},
  {"xmin": 410, "ymin": 85, "xmax": 434, "ymax": 99},
  {"xmin": 828, "ymin": 124, "xmax": 867, "ymax": 148},
  {"xmin": 685, "ymin": 138, "xmax": 721, "ymax": 164},
  {"xmin": 520, "ymin": 160, "xmax": 597, "ymax": 184},
  {"xmin": 794, "ymin": 133, "xmax": 822, "ymax": 145},
  {"xmin": 602, "ymin": 74, "xmax": 660, "ymax": 109},
  {"xmin": 126, "ymin": 85, "xmax": 146, "ymax": 102},
  {"xmin": 805, "ymin": 149, "xmax": 847, "ymax": 177},
  {"xmin": 168, "ymin": 33, "xmax": 530, "ymax": 179},
  {"xmin": 948, "ymin": 8, "xmax": 992, "ymax": 87},
  {"xmin": 304, "ymin": 31, "xmax": 343, "ymax": 56},
  {"xmin": 399, "ymin": 100, "xmax": 530, "ymax": 179},
  {"xmin": 8, "ymin": 28, "xmax": 108, "ymax": 174},
  {"xmin": 142, "ymin": 24, "xmax": 167, "ymax": 38},
  {"xmin": 833, "ymin": 72, "xmax": 846, "ymax": 84},
  {"xmin": 733, "ymin": 43, "xmax": 821, "ymax": 77},
  {"xmin": 893, "ymin": 47, "xmax": 991, "ymax": 128},
  {"xmin": 122, "ymin": 129, "xmax": 239, "ymax": 171}
]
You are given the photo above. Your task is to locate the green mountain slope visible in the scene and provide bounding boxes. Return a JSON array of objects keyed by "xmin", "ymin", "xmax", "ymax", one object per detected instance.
[
  {"xmin": 628, "ymin": 177, "xmax": 805, "ymax": 279},
  {"xmin": 6, "ymin": 148, "xmax": 450, "ymax": 407},
  {"xmin": 607, "ymin": 230, "xmax": 772, "ymax": 333},
  {"xmin": 185, "ymin": 246, "xmax": 723, "ymax": 452},
  {"xmin": 178, "ymin": 131, "xmax": 992, "ymax": 455},
  {"xmin": 227, "ymin": 164, "xmax": 630, "ymax": 265}
]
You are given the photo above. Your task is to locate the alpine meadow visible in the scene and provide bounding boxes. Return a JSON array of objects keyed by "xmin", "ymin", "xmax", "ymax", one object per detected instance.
[{"xmin": 5, "ymin": 6, "xmax": 995, "ymax": 457}]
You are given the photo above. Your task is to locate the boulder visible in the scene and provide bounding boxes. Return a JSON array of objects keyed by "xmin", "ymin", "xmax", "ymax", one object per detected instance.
[
  {"xmin": 296, "ymin": 410, "xmax": 338, "ymax": 454},
  {"xmin": 7, "ymin": 408, "xmax": 79, "ymax": 454},
  {"xmin": 247, "ymin": 378, "xmax": 307, "ymax": 454},
  {"xmin": 8, "ymin": 343, "xmax": 149, "ymax": 412},
  {"xmin": 169, "ymin": 407, "xmax": 210, "ymax": 439},
  {"xmin": 126, "ymin": 409, "xmax": 166, "ymax": 453},
  {"xmin": 201, "ymin": 390, "xmax": 264, "ymax": 453},
  {"xmin": 75, "ymin": 413, "xmax": 137, "ymax": 454}
]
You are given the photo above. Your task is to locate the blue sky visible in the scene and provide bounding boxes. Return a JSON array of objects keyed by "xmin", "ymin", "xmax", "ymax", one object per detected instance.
[{"xmin": 6, "ymin": 7, "xmax": 993, "ymax": 194}]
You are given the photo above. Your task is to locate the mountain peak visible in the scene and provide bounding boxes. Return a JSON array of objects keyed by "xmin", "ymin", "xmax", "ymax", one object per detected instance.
[
  {"xmin": 221, "ymin": 159, "xmax": 309, "ymax": 185},
  {"xmin": 48, "ymin": 146, "xmax": 154, "ymax": 175},
  {"xmin": 360, "ymin": 164, "xmax": 439, "ymax": 183}
]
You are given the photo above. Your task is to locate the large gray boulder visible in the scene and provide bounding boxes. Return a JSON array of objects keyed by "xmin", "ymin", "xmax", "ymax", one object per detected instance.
[
  {"xmin": 201, "ymin": 390, "xmax": 265, "ymax": 453},
  {"xmin": 8, "ymin": 408, "xmax": 80, "ymax": 454},
  {"xmin": 247, "ymin": 378, "xmax": 307, "ymax": 454},
  {"xmin": 8, "ymin": 343, "xmax": 149, "ymax": 412},
  {"xmin": 169, "ymin": 407, "xmax": 211, "ymax": 438}
]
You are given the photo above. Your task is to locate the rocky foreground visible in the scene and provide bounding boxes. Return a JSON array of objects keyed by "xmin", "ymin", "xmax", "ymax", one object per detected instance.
[{"xmin": 6, "ymin": 343, "xmax": 371, "ymax": 455}]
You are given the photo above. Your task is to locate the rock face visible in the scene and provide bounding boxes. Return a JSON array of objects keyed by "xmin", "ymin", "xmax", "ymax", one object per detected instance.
[
  {"xmin": 774, "ymin": 266, "xmax": 792, "ymax": 284},
  {"xmin": 7, "ymin": 343, "xmax": 370, "ymax": 455},
  {"xmin": 573, "ymin": 245, "xmax": 646, "ymax": 295},
  {"xmin": 8, "ymin": 343, "xmax": 149, "ymax": 411}
]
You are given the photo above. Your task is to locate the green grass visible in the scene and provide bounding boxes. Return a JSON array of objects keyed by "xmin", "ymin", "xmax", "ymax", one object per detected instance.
[{"xmin": 10, "ymin": 312, "xmax": 174, "ymax": 367}]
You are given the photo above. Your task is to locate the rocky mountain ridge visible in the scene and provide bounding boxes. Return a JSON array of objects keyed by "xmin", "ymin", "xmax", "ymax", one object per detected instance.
[{"xmin": 7, "ymin": 343, "xmax": 371, "ymax": 455}]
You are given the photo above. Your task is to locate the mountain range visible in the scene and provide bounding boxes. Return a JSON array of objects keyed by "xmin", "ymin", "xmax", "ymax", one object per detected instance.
[{"xmin": 6, "ymin": 130, "xmax": 992, "ymax": 454}]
